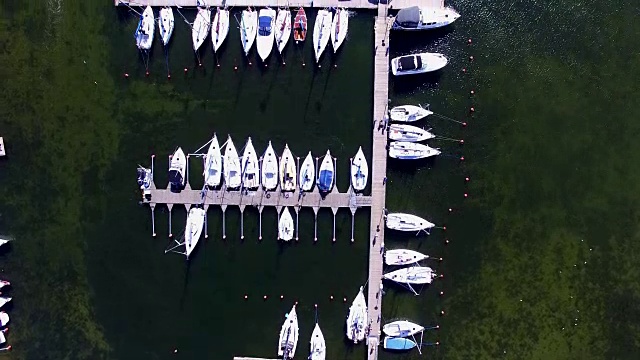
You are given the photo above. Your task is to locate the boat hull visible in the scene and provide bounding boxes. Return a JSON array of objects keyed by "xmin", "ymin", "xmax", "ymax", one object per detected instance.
[
  {"xmin": 351, "ymin": 147, "xmax": 368, "ymax": 192},
  {"xmin": 392, "ymin": 7, "xmax": 460, "ymax": 31},
  {"xmin": 185, "ymin": 207, "xmax": 206, "ymax": 258},
  {"xmin": 257, "ymin": 9, "xmax": 276, "ymax": 62},
  {"xmin": 293, "ymin": 8, "xmax": 307, "ymax": 42},
  {"xmin": 212, "ymin": 8, "xmax": 230, "ymax": 52},
  {"xmin": 168, "ymin": 147, "xmax": 186, "ymax": 189},
  {"xmin": 391, "ymin": 53, "xmax": 448, "ymax": 76},
  {"xmin": 386, "ymin": 212, "xmax": 434, "ymax": 231},
  {"xmin": 299, "ymin": 152, "xmax": 315, "ymax": 192},
  {"xmin": 346, "ymin": 287, "xmax": 367, "ymax": 343},
  {"xmin": 383, "ymin": 266, "xmax": 437, "ymax": 285},
  {"xmin": 204, "ymin": 135, "xmax": 222, "ymax": 188},
  {"xmin": 313, "ymin": 10, "xmax": 332, "ymax": 62},
  {"xmin": 384, "ymin": 249, "xmax": 428, "ymax": 266},
  {"xmin": 389, "ymin": 105, "xmax": 433, "ymax": 122},
  {"xmin": 240, "ymin": 9, "xmax": 258, "ymax": 56},
  {"xmin": 388, "ymin": 141, "xmax": 441, "ymax": 160},
  {"xmin": 241, "ymin": 138, "xmax": 260, "ymax": 189},
  {"xmin": 278, "ymin": 305, "xmax": 299, "ymax": 357},
  {"xmin": 388, "ymin": 124, "xmax": 435, "ymax": 142},
  {"xmin": 383, "ymin": 320, "xmax": 425, "ymax": 337},
  {"xmin": 224, "ymin": 138, "xmax": 242, "ymax": 189},
  {"xmin": 280, "ymin": 146, "xmax": 297, "ymax": 191},
  {"xmin": 158, "ymin": 7, "xmax": 174, "ymax": 46},
  {"xmin": 309, "ymin": 323, "xmax": 326, "ymax": 360},
  {"xmin": 279, "ymin": 207, "xmax": 294, "ymax": 241},
  {"xmin": 135, "ymin": 6, "xmax": 155, "ymax": 50},
  {"xmin": 275, "ymin": 9, "xmax": 292, "ymax": 53},
  {"xmin": 331, "ymin": 8, "xmax": 348, "ymax": 53},
  {"xmin": 192, "ymin": 8, "xmax": 211, "ymax": 51},
  {"xmin": 262, "ymin": 142, "xmax": 279, "ymax": 191},
  {"xmin": 317, "ymin": 152, "xmax": 334, "ymax": 193},
  {"xmin": 384, "ymin": 336, "xmax": 417, "ymax": 350}
]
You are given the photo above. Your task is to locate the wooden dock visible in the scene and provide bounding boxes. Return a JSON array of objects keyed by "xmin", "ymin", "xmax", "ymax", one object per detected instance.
[
  {"xmin": 233, "ymin": 357, "xmax": 279, "ymax": 360},
  {"xmin": 114, "ymin": 0, "xmax": 444, "ymax": 10}
]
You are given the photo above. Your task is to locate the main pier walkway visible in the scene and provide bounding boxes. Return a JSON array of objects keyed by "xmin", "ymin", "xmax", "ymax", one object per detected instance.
[{"xmin": 115, "ymin": 0, "xmax": 444, "ymax": 10}]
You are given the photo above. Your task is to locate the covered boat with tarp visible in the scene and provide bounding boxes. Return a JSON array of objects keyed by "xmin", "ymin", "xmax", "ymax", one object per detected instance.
[{"xmin": 392, "ymin": 6, "xmax": 460, "ymax": 31}]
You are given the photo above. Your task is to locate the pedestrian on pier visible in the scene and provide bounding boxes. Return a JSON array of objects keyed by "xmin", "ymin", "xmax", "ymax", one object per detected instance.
[{"xmin": 383, "ymin": 177, "xmax": 387, "ymax": 185}]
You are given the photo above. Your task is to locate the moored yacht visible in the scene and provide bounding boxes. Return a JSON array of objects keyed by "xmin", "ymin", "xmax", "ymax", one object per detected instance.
[
  {"xmin": 135, "ymin": 6, "xmax": 154, "ymax": 50},
  {"xmin": 383, "ymin": 320, "xmax": 425, "ymax": 337},
  {"xmin": 331, "ymin": 8, "xmax": 348, "ymax": 53},
  {"xmin": 389, "ymin": 105, "xmax": 433, "ymax": 122},
  {"xmin": 392, "ymin": 6, "xmax": 460, "ymax": 31},
  {"xmin": 211, "ymin": 7, "xmax": 230, "ymax": 53},
  {"xmin": 317, "ymin": 150, "xmax": 334, "ymax": 195},
  {"xmin": 313, "ymin": 9, "xmax": 332, "ymax": 62},
  {"xmin": 279, "ymin": 207, "xmax": 294, "ymax": 241},
  {"xmin": 241, "ymin": 138, "xmax": 260, "ymax": 189},
  {"xmin": 299, "ymin": 152, "xmax": 315, "ymax": 192},
  {"xmin": 279, "ymin": 145, "xmax": 297, "ymax": 191},
  {"xmin": 391, "ymin": 53, "xmax": 448, "ymax": 76},
  {"xmin": 385, "ymin": 249, "xmax": 429, "ymax": 266},
  {"xmin": 168, "ymin": 147, "xmax": 187, "ymax": 190},
  {"xmin": 261, "ymin": 141, "xmax": 279, "ymax": 191},
  {"xmin": 346, "ymin": 286, "xmax": 367, "ymax": 344},
  {"xmin": 278, "ymin": 305, "xmax": 299, "ymax": 358},
  {"xmin": 388, "ymin": 141, "xmax": 441, "ymax": 160},
  {"xmin": 275, "ymin": 8, "xmax": 292, "ymax": 54},
  {"xmin": 388, "ymin": 124, "xmax": 435, "ymax": 142},
  {"xmin": 192, "ymin": 6, "xmax": 211, "ymax": 52},
  {"xmin": 293, "ymin": 7, "xmax": 307, "ymax": 43},
  {"xmin": 203, "ymin": 134, "xmax": 222, "ymax": 188},
  {"xmin": 240, "ymin": 7, "xmax": 258, "ymax": 56},
  {"xmin": 158, "ymin": 7, "xmax": 174, "ymax": 46},
  {"xmin": 350, "ymin": 146, "xmax": 368, "ymax": 192},
  {"xmin": 223, "ymin": 136, "xmax": 242, "ymax": 189},
  {"xmin": 257, "ymin": 8, "xmax": 276, "ymax": 62},
  {"xmin": 309, "ymin": 322, "xmax": 326, "ymax": 360},
  {"xmin": 383, "ymin": 266, "xmax": 438, "ymax": 285},
  {"xmin": 386, "ymin": 213, "xmax": 435, "ymax": 232},
  {"xmin": 183, "ymin": 207, "xmax": 205, "ymax": 259}
]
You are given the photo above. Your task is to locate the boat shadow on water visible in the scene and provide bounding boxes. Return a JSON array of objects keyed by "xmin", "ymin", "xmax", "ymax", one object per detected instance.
[
  {"xmin": 387, "ymin": 157, "xmax": 438, "ymax": 174},
  {"xmin": 389, "ymin": 26, "xmax": 456, "ymax": 55},
  {"xmin": 391, "ymin": 71, "xmax": 443, "ymax": 96},
  {"xmin": 258, "ymin": 60, "xmax": 282, "ymax": 113}
]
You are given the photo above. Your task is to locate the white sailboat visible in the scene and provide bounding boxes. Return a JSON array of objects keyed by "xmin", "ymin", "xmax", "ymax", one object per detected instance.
[
  {"xmin": 385, "ymin": 249, "xmax": 429, "ymax": 266},
  {"xmin": 386, "ymin": 213, "xmax": 435, "ymax": 232},
  {"xmin": 278, "ymin": 305, "xmax": 299, "ymax": 358},
  {"xmin": 330, "ymin": 8, "xmax": 348, "ymax": 53},
  {"xmin": 317, "ymin": 150, "xmax": 334, "ymax": 194},
  {"xmin": 168, "ymin": 147, "xmax": 187, "ymax": 189},
  {"xmin": 346, "ymin": 286, "xmax": 367, "ymax": 344},
  {"xmin": 158, "ymin": 7, "xmax": 174, "ymax": 46},
  {"xmin": 391, "ymin": 53, "xmax": 448, "ymax": 76},
  {"xmin": 261, "ymin": 141, "xmax": 279, "ymax": 191},
  {"xmin": 383, "ymin": 320, "xmax": 425, "ymax": 337},
  {"xmin": 279, "ymin": 207, "xmax": 294, "ymax": 241},
  {"xmin": 241, "ymin": 137, "xmax": 260, "ymax": 189},
  {"xmin": 257, "ymin": 8, "xmax": 276, "ymax": 62},
  {"xmin": 388, "ymin": 124, "xmax": 435, "ymax": 142},
  {"xmin": 203, "ymin": 134, "xmax": 222, "ymax": 188},
  {"xmin": 184, "ymin": 207, "xmax": 206, "ymax": 258},
  {"xmin": 192, "ymin": 6, "xmax": 211, "ymax": 52},
  {"xmin": 313, "ymin": 10, "xmax": 332, "ymax": 63},
  {"xmin": 351, "ymin": 146, "xmax": 368, "ymax": 192},
  {"xmin": 384, "ymin": 266, "xmax": 438, "ymax": 285},
  {"xmin": 211, "ymin": 7, "xmax": 230, "ymax": 52},
  {"xmin": 0, "ymin": 297, "xmax": 11, "ymax": 309},
  {"xmin": 135, "ymin": 6, "xmax": 154, "ymax": 50},
  {"xmin": 275, "ymin": 8, "xmax": 292, "ymax": 54},
  {"xmin": 389, "ymin": 141, "xmax": 441, "ymax": 160},
  {"xmin": 0, "ymin": 312, "xmax": 8, "ymax": 327},
  {"xmin": 392, "ymin": 6, "xmax": 461, "ymax": 31},
  {"xmin": 309, "ymin": 323, "xmax": 326, "ymax": 360},
  {"xmin": 389, "ymin": 105, "xmax": 433, "ymax": 122},
  {"xmin": 224, "ymin": 136, "xmax": 242, "ymax": 189},
  {"xmin": 299, "ymin": 151, "xmax": 315, "ymax": 192},
  {"xmin": 240, "ymin": 7, "xmax": 258, "ymax": 56},
  {"xmin": 279, "ymin": 145, "xmax": 297, "ymax": 191}
]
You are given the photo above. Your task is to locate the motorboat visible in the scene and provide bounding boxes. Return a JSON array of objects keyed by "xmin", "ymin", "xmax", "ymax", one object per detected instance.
[
  {"xmin": 279, "ymin": 207, "xmax": 294, "ymax": 241},
  {"xmin": 350, "ymin": 146, "xmax": 368, "ymax": 192},
  {"xmin": 211, "ymin": 7, "xmax": 230, "ymax": 53},
  {"xmin": 330, "ymin": 8, "xmax": 348, "ymax": 53},
  {"xmin": 391, "ymin": 53, "xmax": 448, "ymax": 76},
  {"xmin": 346, "ymin": 286, "xmax": 367, "ymax": 344},
  {"xmin": 240, "ymin": 7, "xmax": 258, "ymax": 56},
  {"xmin": 0, "ymin": 281, "xmax": 9, "ymax": 290},
  {"xmin": 279, "ymin": 145, "xmax": 297, "ymax": 191},
  {"xmin": 192, "ymin": 6, "xmax": 211, "ymax": 52},
  {"xmin": 134, "ymin": 6, "xmax": 154, "ymax": 50},
  {"xmin": 389, "ymin": 105, "xmax": 433, "ymax": 122},
  {"xmin": 293, "ymin": 7, "xmax": 307, "ymax": 43},
  {"xmin": 383, "ymin": 266, "xmax": 438, "ymax": 285},
  {"xmin": 203, "ymin": 134, "xmax": 222, "ymax": 188},
  {"xmin": 313, "ymin": 10, "xmax": 332, "ymax": 62},
  {"xmin": 384, "ymin": 336, "xmax": 418, "ymax": 351},
  {"xmin": 383, "ymin": 320, "xmax": 425, "ymax": 337},
  {"xmin": 385, "ymin": 249, "xmax": 428, "ymax": 266},
  {"xmin": 184, "ymin": 207, "xmax": 206, "ymax": 258},
  {"xmin": 257, "ymin": 8, "xmax": 276, "ymax": 62},
  {"xmin": 241, "ymin": 137, "xmax": 260, "ymax": 189},
  {"xmin": 309, "ymin": 323, "xmax": 326, "ymax": 360},
  {"xmin": 278, "ymin": 305, "xmax": 299, "ymax": 358},
  {"xmin": 168, "ymin": 147, "xmax": 186, "ymax": 190},
  {"xmin": 0, "ymin": 312, "xmax": 8, "ymax": 327},
  {"xmin": 388, "ymin": 124, "xmax": 435, "ymax": 142},
  {"xmin": 317, "ymin": 150, "xmax": 334, "ymax": 194},
  {"xmin": 223, "ymin": 136, "xmax": 242, "ymax": 189},
  {"xmin": 299, "ymin": 151, "xmax": 315, "ymax": 192},
  {"xmin": 389, "ymin": 141, "xmax": 441, "ymax": 160},
  {"xmin": 158, "ymin": 7, "xmax": 174, "ymax": 46},
  {"xmin": 0, "ymin": 297, "xmax": 11, "ymax": 309},
  {"xmin": 137, "ymin": 166, "xmax": 152, "ymax": 190},
  {"xmin": 261, "ymin": 141, "xmax": 279, "ymax": 191},
  {"xmin": 392, "ymin": 6, "xmax": 460, "ymax": 31},
  {"xmin": 386, "ymin": 213, "xmax": 435, "ymax": 232},
  {"xmin": 275, "ymin": 8, "xmax": 292, "ymax": 54}
]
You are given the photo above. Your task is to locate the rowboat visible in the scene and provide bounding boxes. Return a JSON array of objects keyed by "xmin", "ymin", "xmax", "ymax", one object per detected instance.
[{"xmin": 293, "ymin": 8, "xmax": 307, "ymax": 43}]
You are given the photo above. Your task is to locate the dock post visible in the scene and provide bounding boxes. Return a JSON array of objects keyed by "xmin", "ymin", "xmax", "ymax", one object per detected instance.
[
  {"xmin": 221, "ymin": 205, "xmax": 227, "ymax": 239},
  {"xmin": 204, "ymin": 205, "xmax": 209, "ymax": 239},
  {"xmin": 295, "ymin": 206, "xmax": 300, "ymax": 241},
  {"xmin": 351, "ymin": 208, "xmax": 356, "ymax": 242},
  {"xmin": 276, "ymin": 206, "xmax": 282, "ymax": 240},
  {"xmin": 240, "ymin": 205, "xmax": 245, "ymax": 240},
  {"xmin": 151, "ymin": 204, "xmax": 156, "ymax": 237},
  {"xmin": 168, "ymin": 204, "xmax": 173, "ymax": 238},
  {"xmin": 296, "ymin": 156, "xmax": 301, "ymax": 191},
  {"xmin": 258, "ymin": 206, "xmax": 263, "ymax": 240},
  {"xmin": 185, "ymin": 155, "xmax": 190, "ymax": 188},
  {"xmin": 313, "ymin": 207, "xmax": 319, "ymax": 241},
  {"xmin": 332, "ymin": 207, "xmax": 337, "ymax": 242}
]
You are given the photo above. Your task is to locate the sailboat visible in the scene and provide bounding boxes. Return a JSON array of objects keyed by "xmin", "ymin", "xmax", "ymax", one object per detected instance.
[
  {"xmin": 299, "ymin": 152, "xmax": 315, "ymax": 192},
  {"xmin": 383, "ymin": 266, "xmax": 438, "ymax": 285},
  {"xmin": 279, "ymin": 207, "xmax": 294, "ymax": 241},
  {"xmin": 350, "ymin": 146, "xmax": 368, "ymax": 192},
  {"xmin": 383, "ymin": 320, "xmax": 425, "ymax": 337},
  {"xmin": 385, "ymin": 249, "xmax": 429, "ymax": 266},
  {"xmin": 261, "ymin": 141, "xmax": 279, "ymax": 191},
  {"xmin": 203, "ymin": 134, "xmax": 222, "ymax": 188},
  {"xmin": 346, "ymin": 286, "xmax": 367, "ymax": 344},
  {"xmin": 275, "ymin": 8, "xmax": 292, "ymax": 54},
  {"xmin": 331, "ymin": 8, "xmax": 348, "ymax": 53},
  {"xmin": 168, "ymin": 147, "xmax": 187, "ymax": 190},
  {"xmin": 0, "ymin": 312, "xmax": 8, "ymax": 327},
  {"xmin": 384, "ymin": 336, "xmax": 418, "ymax": 351},
  {"xmin": 388, "ymin": 141, "xmax": 441, "ymax": 160},
  {"xmin": 313, "ymin": 10, "xmax": 332, "ymax": 62},
  {"xmin": 257, "ymin": 8, "xmax": 277, "ymax": 62},
  {"xmin": 278, "ymin": 305, "xmax": 299, "ymax": 358},
  {"xmin": 223, "ymin": 136, "xmax": 242, "ymax": 189},
  {"xmin": 158, "ymin": 7, "xmax": 174, "ymax": 46},
  {"xmin": 386, "ymin": 213, "xmax": 435, "ymax": 232},
  {"xmin": 317, "ymin": 150, "xmax": 334, "ymax": 194},
  {"xmin": 134, "ymin": 6, "xmax": 154, "ymax": 50},
  {"xmin": 389, "ymin": 105, "xmax": 433, "ymax": 122},
  {"xmin": 192, "ymin": 6, "xmax": 211, "ymax": 52},
  {"xmin": 240, "ymin": 7, "xmax": 258, "ymax": 56},
  {"xmin": 0, "ymin": 297, "xmax": 11, "ymax": 309},
  {"xmin": 241, "ymin": 138, "xmax": 260, "ymax": 189},
  {"xmin": 211, "ymin": 7, "xmax": 230, "ymax": 53},
  {"xmin": 279, "ymin": 145, "xmax": 297, "ymax": 192},
  {"xmin": 388, "ymin": 124, "xmax": 435, "ymax": 142},
  {"xmin": 293, "ymin": 7, "xmax": 307, "ymax": 43},
  {"xmin": 183, "ymin": 207, "xmax": 206, "ymax": 258},
  {"xmin": 309, "ymin": 323, "xmax": 326, "ymax": 360}
]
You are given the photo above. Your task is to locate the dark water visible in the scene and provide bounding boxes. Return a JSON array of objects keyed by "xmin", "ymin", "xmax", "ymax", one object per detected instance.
[{"xmin": 1, "ymin": 0, "xmax": 639, "ymax": 359}]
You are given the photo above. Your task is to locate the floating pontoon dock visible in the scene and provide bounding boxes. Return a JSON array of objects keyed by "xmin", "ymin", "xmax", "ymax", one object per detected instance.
[{"xmin": 114, "ymin": 0, "xmax": 444, "ymax": 10}]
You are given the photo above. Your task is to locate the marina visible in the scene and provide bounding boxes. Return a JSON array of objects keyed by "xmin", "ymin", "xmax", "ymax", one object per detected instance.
[{"xmin": 114, "ymin": 0, "xmax": 445, "ymax": 10}]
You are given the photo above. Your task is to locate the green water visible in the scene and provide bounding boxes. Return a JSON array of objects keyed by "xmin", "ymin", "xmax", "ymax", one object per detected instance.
[{"xmin": 1, "ymin": 0, "xmax": 639, "ymax": 359}]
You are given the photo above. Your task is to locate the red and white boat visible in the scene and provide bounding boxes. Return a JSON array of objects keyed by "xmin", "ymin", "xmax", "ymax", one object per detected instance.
[{"xmin": 293, "ymin": 7, "xmax": 307, "ymax": 43}]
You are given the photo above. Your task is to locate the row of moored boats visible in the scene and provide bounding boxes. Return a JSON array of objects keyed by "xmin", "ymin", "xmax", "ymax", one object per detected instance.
[
  {"xmin": 387, "ymin": 104, "xmax": 442, "ymax": 160},
  {"xmin": 0, "ymin": 238, "xmax": 12, "ymax": 350}
]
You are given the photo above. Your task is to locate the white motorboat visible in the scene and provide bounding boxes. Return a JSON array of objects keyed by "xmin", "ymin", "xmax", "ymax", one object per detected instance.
[
  {"xmin": 330, "ymin": 8, "xmax": 348, "ymax": 53},
  {"xmin": 384, "ymin": 266, "xmax": 438, "ymax": 285},
  {"xmin": 0, "ymin": 281, "xmax": 9, "ymax": 290},
  {"xmin": 388, "ymin": 124, "xmax": 435, "ymax": 142},
  {"xmin": 240, "ymin": 7, "xmax": 258, "ymax": 56},
  {"xmin": 158, "ymin": 7, "xmax": 174, "ymax": 46},
  {"xmin": 385, "ymin": 249, "xmax": 429, "ymax": 266},
  {"xmin": 351, "ymin": 146, "xmax": 368, "ymax": 192},
  {"xmin": 257, "ymin": 8, "xmax": 276, "ymax": 62},
  {"xmin": 168, "ymin": 147, "xmax": 186, "ymax": 189},
  {"xmin": 389, "ymin": 141, "xmax": 441, "ymax": 160},
  {"xmin": 389, "ymin": 105, "xmax": 433, "ymax": 122},
  {"xmin": 317, "ymin": 150, "xmax": 334, "ymax": 194},
  {"xmin": 275, "ymin": 8, "xmax": 292, "ymax": 54},
  {"xmin": 135, "ymin": 6, "xmax": 155, "ymax": 50},
  {"xmin": 386, "ymin": 213, "xmax": 435, "ymax": 232},
  {"xmin": 309, "ymin": 323, "xmax": 326, "ymax": 360},
  {"xmin": 261, "ymin": 141, "xmax": 279, "ymax": 191},
  {"xmin": 279, "ymin": 145, "xmax": 297, "ymax": 191},
  {"xmin": 223, "ymin": 136, "xmax": 242, "ymax": 189},
  {"xmin": 299, "ymin": 151, "xmax": 315, "ymax": 192},
  {"xmin": 278, "ymin": 305, "xmax": 299, "ymax": 358},
  {"xmin": 346, "ymin": 286, "xmax": 367, "ymax": 344},
  {"xmin": 383, "ymin": 320, "xmax": 425, "ymax": 337},
  {"xmin": 192, "ymin": 7, "xmax": 211, "ymax": 52},
  {"xmin": 241, "ymin": 137, "xmax": 260, "ymax": 189},
  {"xmin": 211, "ymin": 7, "xmax": 230, "ymax": 52},
  {"xmin": 391, "ymin": 53, "xmax": 448, "ymax": 76},
  {"xmin": 0, "ymin": 297, "xmax": 11, "ymax": 309},
  {"xmin": 203, "ymin": 134, "xmax": 222, "ymax": 188},
  {"xmin": 313, "ymin": 10, "xmax": 332, "ymax": 63},
  {"xmin": 279, "ymin": 207, "xmax": 294, "ymax": 241},
  {"xmin": 0, "ymin": 312, "xmax": 8, "ymax": 327},
  {"xmin": 184, "ymin": 207, "xmax": 206, "ymax": 258},
  {"xmin": 392, "ymin": 6, "xmax": 460, "ymax": 31}
]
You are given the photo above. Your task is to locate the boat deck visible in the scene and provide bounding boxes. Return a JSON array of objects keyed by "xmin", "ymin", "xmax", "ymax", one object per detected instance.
[{"xmin": 114, "ymin": 0, "xmax": 444, "ymax": 10}]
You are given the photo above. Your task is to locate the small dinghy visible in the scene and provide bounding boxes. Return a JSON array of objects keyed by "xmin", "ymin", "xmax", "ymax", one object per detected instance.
[
  {"xmin": 309, "ymin": 323, "xmax": 326, "ymax": 360},
  {"xmin": 386, "ymin": 213, "xmax": 435, "ymax": 232},
  {"xmin": 158, "ymin": 7, "xmax": 174, "ymax": 46},
  {"xmin": 331, "ymin": 8, "xmax": 348, "ymax": 53},
  {"xmin": 299, "ymin": 151, "xmax": 315, "ymax": 192},
  {"xmin": 278, "ymin": 305, "xmax": 299, "ymax": 358},
  {"xmin": 275, "ymin": 8, "xmax": 292, "ymax": 54},
  {"xmin": 384, "ymin": 336, "xmax": 418, "ymax": 351},
  {"xmin": 351, "ymin": 146, "xmax": 368, "ymax": 192},
  {"xmin": 135, "ymin": 6, "xmax": 155, "ymax": 50},
  {"xmin": 261, "ymin": 141, "xmax": 279, "ymax": 191},
  {"xmin": 184, "ymin": 207, "xmax": 205, "ymax": 258},
  {"xmin": 211, "ymin": 7, "xmax": 230, "ymax": 53},
  {"xmin": 0, "ymin": 312, "xmax": 8, "ymax": 327},
  {"xmin": 279, "ymin": 207, "xmax": 294, "ymax": 241},
  {"xmin": 279, "ymin": 145, "xmax": 297, "ymax": 192},
  {"xmin": 391, "ymin": 53, "xmax": 448, "ymax": 76},
  {"xmin": 313, "ymin": 10, "xmax": 332, "ymax": 62},
  {"xmin": 385, "ymin": 249, "xmax": 429, "ymax": 266},
  {"xmin": 168, "ymin": 147, "xmax": 186, "ymax": 190},
  {"xmin": 346, "ymin": 286, "xmax": 367, "ymax": 344},
  {"xmin": 224, "ymin": 136, "xmax": 242, "ymax": 189},
  {"xmin": 383, "ymin": 320, "xmax": 425, "ymax": 337},
  {"xmin": 192, "ymin": 6, "xmax": 211, "ymax": 52},
  {"xmin": 317, "ymin": 150, "xmax": 334, "ymax": 194},
  {"xmin": 389, "ymin": 124, "xmax": 435, "ymax": 142},
  {"xmin": 389, "ymin": 141, "xmax": 441, "ymax": 160},
  {"xmin": 257, "ymin": 8, "xmax": 276, "ymax": 62},
  {"xmin": 392, "ymin": 6, "xmax": 460, "ymax": 31},
  {"xmin": 384, "ymin": 266, "xmax": 438, "ymax": 285},
  {"xmin": 241, "ymin": 137, "xmax": 260, "ymax": 189},
  {"xmin": 0, "ymin": 297, "xmax": 11, "ymax": 309},
  {"xmin": 293, "ymin": 7, "xmax": 307, "ymax": 43},
  {"xmin": 203, "ymin": 134, "xmax": 222, "ymax": 188},
  {"xmin": 389, "ymin": 105, "xmax": 433, "ymax": 122},
  {"xmin": 240, "ymin": 7, "xmax": 258, "ymax": 56}
]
